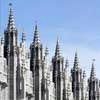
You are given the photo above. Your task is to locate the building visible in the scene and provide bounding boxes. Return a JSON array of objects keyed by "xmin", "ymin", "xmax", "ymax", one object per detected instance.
[{"xmin": 0, "ymin": 3, "xmax": 100, "ymax": 100}]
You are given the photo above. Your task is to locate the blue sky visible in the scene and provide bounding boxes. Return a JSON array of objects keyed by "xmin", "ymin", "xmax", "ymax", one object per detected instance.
[{"xmin": 0, "ymin": 0, "xmax": 100, "ymax": 78}]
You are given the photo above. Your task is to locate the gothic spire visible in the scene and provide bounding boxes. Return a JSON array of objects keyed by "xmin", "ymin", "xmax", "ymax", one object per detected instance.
[
  {"xmin": 44, "ymin": 45, "xmax": 49, "ymax": 61},
  {"xmin": 33, "ymin": 22, "xmax": 40, "ymax": 45},
  {"xmin": 73, "ymin": 50, "xmax": 79, "ymax": 69},
  {"xmin": 65, "ymin": 59, "xmax": 69, "ymax": 72},
  {"xmin": 90, "ymin": 59, "xmax": 96, "ymax": 80},
  {"xmin": 55, "ymin": 37, "xmax": 61, "ymax": 58},
  {"xmin": 22, "ymin": 32, "xmax": 26, "ymax": 42},
  {"xmin": 45, "ymin": 45, "xmax": 49, "ymax": 56},
  {"xmin": 7, "ymin": 3, "xmax": 16, "ymax": 31}
]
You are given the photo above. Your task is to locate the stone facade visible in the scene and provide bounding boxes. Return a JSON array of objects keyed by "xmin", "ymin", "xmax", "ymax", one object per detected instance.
[{"xmin": 0, "ymin": 3, "xmax": 100, "ymax": 100}]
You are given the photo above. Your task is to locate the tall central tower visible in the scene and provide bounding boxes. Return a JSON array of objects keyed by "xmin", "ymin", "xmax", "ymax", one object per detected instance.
[
  {"xmin": 30, "ymin": 24, "xmax": 43, "ymax": 100},
  {"xmin": 52, "ymin": 38, "xmax": 64, "ymax": 100},
  {"xmin": 4, "ymin": 4, "xmax": 18, "ymax": 100},
  {"xmin": 88, "ymin": 60, "xmax": 100, "ymax": 100},
  {"xmin": 71, "ymin": 52, "xmax": 82, "ymax": 100}
]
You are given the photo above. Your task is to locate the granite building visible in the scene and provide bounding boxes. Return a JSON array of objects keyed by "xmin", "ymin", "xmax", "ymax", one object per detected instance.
[{"xmin": 0, "ymin": 3, "xmax": 100, "ymax": 100}]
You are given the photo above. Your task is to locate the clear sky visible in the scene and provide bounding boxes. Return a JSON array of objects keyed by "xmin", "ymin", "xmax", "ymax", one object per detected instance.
[{"xmin": 0, "ymin": 0, "xmax": 100, "ymax": 78}]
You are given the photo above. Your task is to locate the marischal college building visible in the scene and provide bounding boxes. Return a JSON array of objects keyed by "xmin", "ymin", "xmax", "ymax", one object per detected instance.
[{"xmin": 0, "ymin": 3, "xmax": 100, "ymax": 100}]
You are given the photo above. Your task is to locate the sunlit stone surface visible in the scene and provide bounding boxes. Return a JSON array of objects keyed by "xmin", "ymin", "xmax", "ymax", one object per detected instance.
[{"xmin": 0, "ymin": 3, "xmax": 100, "ymax": 100}]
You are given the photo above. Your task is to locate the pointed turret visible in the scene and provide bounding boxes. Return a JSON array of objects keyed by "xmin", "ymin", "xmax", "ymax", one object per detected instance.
[
  {"xmin": 88, "ymin": 59, "xmax": 100, "ymax": 100},
  {"xmin": 4, "ymin": 3, "xmax": 18, "ymax": 100},
  {"xmin": 55, "ymin": 37, "xmax": 61, "ymax": 58},
  {"xmin": 33, "ymin": 23, "xmax": 40, "ymax": 45},
  {"xmin": 22, "ymin": 32, "xmax": 26, "ymax": 42},
  {"xmin": 30, "ymin": 22, "xmax": 43, "ymax": 71},
  {"xmin": 45, "ymin": 45, "xmax": 49, "ymax": 56},
  {"xmin": 82, "ymin": 70, "xmax": 87, "ymax": 100},
  {"xmin": 65, "ymin": 59, "xmax": 69, "ymax": 72},
  {"xmin": 7, "ymin": 3, "xmax": 16, "ymax": 31},
  {"xmin": 73, "ymin": 50, "xmax": 79, "ymax": 69},
  {"xmin": 30, "ymin": 22, "xmax": 43, "ymax": 100},
  {"xmin": 64, "ymin": 59, "xmax": 69, "ymax": 81},
  {"xmin": 71, "ymin": 51, "xmax": 82, "ymax": 100},
  {"xmin": 90, "ymin": 59, "xmax": 96, "ymax": 80},
  {"xmin": 52, "ymin": 37, "xmax": 64, "ymax": 100},
  {"xmin": 43, "ymin": 45, "xmax": 49, "ymax": 72},
  {"xmin": 44, "ymin": 45, "xmax": 49, "ymax": 62},
  {"xmin": 4, "ymin": 3, "xmax": 18, "ymax": 59}
]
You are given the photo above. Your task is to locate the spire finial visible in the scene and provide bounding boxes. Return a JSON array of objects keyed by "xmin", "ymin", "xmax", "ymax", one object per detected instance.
[
  {"xmin": 74, "ymin": 49, "xmax": 79, "ymax": 69},
  {"xmin": 33, "ymin": 21, "xmax": 40, "ymax": 44},
  {"xmin": 9, "ymin": 3, "xmax": 12, "ymax": 7},
  {"xmin": 7, "ymin": 3, "xmax": 16, "ymax": 31},
  {"xmin": 22, "ymin": 32, "xmax": 26, "ymax": 42},
  {"xmin": 9, "ymin": 3, "xmax": 13, "ymax": 16},
  {"xmin": 34, "ymin": 20, "xmax": 38, "ymax": 33},
  {"xmin": 55, "ymin": 36, "xmax": 61, "ymax": 58},
  {"xmin": 75, "ymin": 48, "xmax": 78, "ymax": 57},
  {"xmin": 35, "ymin": 21, "xmax": 38, "ymax": 30},
  {"xmin": 45, "ymin": 45, "xmax": 49, "ymax": 56},
  {"xmin": 90, "ymin": 59, "xmax": 96, "ymax": 80},
  {"xmin": 57, "ymin": 35, "xmax": 59, "ymax": 43},
  {"xmin": 65, "ymin": 58, "xmax": 69, "ymax": 72},
  {"xmin": 22, "ymin": 28, "xmax": 26, "ymax": 42}
]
